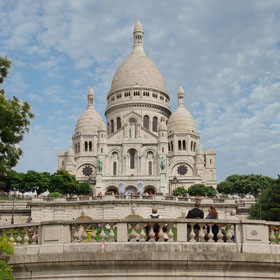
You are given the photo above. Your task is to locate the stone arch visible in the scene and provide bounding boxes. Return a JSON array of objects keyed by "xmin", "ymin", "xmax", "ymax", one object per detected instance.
[
  {"xmin": 143, "ymin": 185, "xmax": 157, "ymax": 194},
  {"xmin": 124, "ymin": 185, "xmax": 138, "ymax": 193},
  {"xmin": 75, "ymin": 163, "xmax": 96, "ymax": 178},
  {"xmin": 75, "ymin": 216, "xmax": 94, "ymax": 222},
  {"xmin": 171, "ymin": 161, "xmax": 194, "ymax": 177},
  {"xmin": 105, "ymin": 185, "xmax": 119, "ymax": 194},
  {"xmin": 124, "ymin": 214, "xmax": 143, "ymax": 220}
]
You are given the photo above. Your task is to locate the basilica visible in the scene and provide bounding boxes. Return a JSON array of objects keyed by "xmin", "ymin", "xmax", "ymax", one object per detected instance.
[{"xmin": 58, "ymin": 19, "xmax": 217, "ymax": 195}]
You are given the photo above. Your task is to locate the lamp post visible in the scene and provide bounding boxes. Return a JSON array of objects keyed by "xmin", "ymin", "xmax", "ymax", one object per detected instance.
[
  {"xmin": 11, "ymin": 187, "xmax": 16, "ymax": 225},
  {"xmin": 171, "ymin": 176, "xmax": 179, "ymax": 195},
  {"xmin": 258, "ymin": 188, "xmax": 262, "ymax": 220}
]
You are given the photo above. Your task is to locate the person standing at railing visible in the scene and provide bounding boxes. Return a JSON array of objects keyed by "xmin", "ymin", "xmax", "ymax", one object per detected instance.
[
  {"xmin": 146, "ymin": 208, "xmax": 160, "ymax": 241},
  {"xmin": 186, "ymin": 202, "xmax": 204, "ymax": 241},
  {"xmin": 205, "ymin": 205, "xmax": 219, "ymax": 242}
]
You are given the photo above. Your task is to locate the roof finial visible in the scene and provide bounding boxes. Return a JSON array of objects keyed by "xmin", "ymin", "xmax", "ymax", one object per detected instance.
[
  {"xmin": 88, "ymin": 84, "xmax": 95, "ymax": 108},
  {"xmin": 177, "ymin": 84, "xmax": 185, "ymax": 107},
  {"xmin": 133, "ymin": 16, "xmax": 144, "ymax": 53}
]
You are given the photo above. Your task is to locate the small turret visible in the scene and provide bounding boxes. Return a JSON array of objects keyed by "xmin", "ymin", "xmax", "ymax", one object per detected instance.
[{"xmin": 133, "ymin": 17, "xmax": 144, "ymax": 52}]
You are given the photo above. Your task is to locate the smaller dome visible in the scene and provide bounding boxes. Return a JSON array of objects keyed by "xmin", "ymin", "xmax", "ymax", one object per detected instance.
[
  {"xmin": 159, "ymin": 121, "xmax": 167, "ymax": 131},
  {"xmin": 167, "ymin": 85, "xmax": 197, "ymax": 133},
  {"xmin": 134, "ymin": 20, "xmax": 143, "ymax": 33},
  {"xmin": 98, "ymin": 121, "xmax": 107, "ymax": 132},
  {"xmin": 75, "ymin": 108, "xmax": 103, "ymax": 134},
  {"xmin": 168, "ymin": 107, "xmax": 197, "ymax": 133}
]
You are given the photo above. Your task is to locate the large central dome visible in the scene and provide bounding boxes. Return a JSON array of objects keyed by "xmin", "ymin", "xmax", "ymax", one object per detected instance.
[{"xmin": 109, "ymin": 20, "xmax": 167, "ymax": 94}]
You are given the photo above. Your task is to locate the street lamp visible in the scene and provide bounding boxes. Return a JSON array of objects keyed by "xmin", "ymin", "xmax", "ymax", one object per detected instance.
[
  {"xmin": 171, "ymin": 176, "xmax": 179, "ymax": 195},
  {"xmin": 11, "ymin": 187, "xmax": 16, "ymax": 225},
  {"xmin": 258, "ymin": 188, "xmax": 262, "ymax": 220}
]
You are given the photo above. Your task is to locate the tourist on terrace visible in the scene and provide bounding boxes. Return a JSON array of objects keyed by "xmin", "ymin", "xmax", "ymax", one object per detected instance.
[
  {"xmin": 205, "ymin": 206, "xmax": 219, "ymax": 242},
  {"xmin": 186, "ymin": 202, "xmax": 204, "ymax": 241},
  {"xmin": 146, "ymin": 208, "xmax": 160, "ymax": 241},
  {"xmin": 186, "ymin": 201, "xmax": 204, "ymax": 219}
]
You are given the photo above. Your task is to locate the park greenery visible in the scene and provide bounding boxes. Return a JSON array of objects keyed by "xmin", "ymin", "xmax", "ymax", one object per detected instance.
[
  {"xmin": 4, "ymin": 169, "xmax": 91, "ymax": 195},
  {"xmin": 0, "ymin": 57, "xmax": 34, "ymax": 179},
  {"xmin": 0, "ymin": 239, "xmax": 15, "ymax": 280},
  {"xmin": 249, "ymin": 175, "xmax": 280, "ymax": 221},
  {"xmin": 217, "ymin": 174, "xmax": 276, "ymax": 198},
  {"xmin": 173, "ymin": 184, "xmax": 216, "ymax": 197}
]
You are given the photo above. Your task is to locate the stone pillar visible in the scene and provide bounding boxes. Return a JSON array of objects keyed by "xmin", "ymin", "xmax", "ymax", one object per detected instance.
[
  {"xmin": 95, "ymin": 172, "xmax": 103, "ymax": 195},
  {"xmin": 117, "ymin": 222, "xmax": 128, "ymax": 242},
  {"xmin": 177, "ymin": 223, "xmax": 187, "ymax": 242},
  {"xmin": 160, "ymin": 171, "xmax": 167, "ymax": 194}
]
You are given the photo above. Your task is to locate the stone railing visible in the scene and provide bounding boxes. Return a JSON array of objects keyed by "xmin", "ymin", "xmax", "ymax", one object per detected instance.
[
  {"xmin": 31, "ymin": 195, "xmax": 243, "ymax": 205},
  {"xmin": 0, "ymin": 219, "xmax": 279, "ymax": 253}
]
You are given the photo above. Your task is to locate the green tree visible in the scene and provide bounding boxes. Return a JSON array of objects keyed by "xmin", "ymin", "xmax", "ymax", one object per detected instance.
[
  {"xmin": 0, "ymin": 57, "xmax": 34, "ymax": 177},
  {"xmin": 188, "ymin": 184, "xmax": 206, "ymax": 196},
  {"xmin": 0, "ymin": 239, "xmax": 15, "ymax": 280},
  {"xmin": 5, "ymin": 170, "xmax": 24, "ymax": 192},
  {"xmin": 249, "ymin": 175, "xmax": 280, "ymax": 221},
  {"xmin": 23, "ymin": 170, "xmax": 51, "ymax": 194},
  {"xmin": 205, "ymin": 186, "xmax": 217, "ymax": 197},
  {"xmin": 77, "ymin": 182, "xmax": 91, "ymax": 195},
  {"xmin": 50, "ymin": 170, "xmax": 91, "ymax": 195},
  {"xmin": 217, "ymin": 174, "xmax": 275, "ymax": 197},
  {"xmin": 173, "ymin": 186, "xmax": 187, "ymax": 196}
]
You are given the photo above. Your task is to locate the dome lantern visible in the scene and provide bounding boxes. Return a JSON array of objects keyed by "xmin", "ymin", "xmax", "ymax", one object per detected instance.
[
  {"xmin": 88, "ymin": 84, "xmax": 95, "ymax": 109},
  {"xmin": 133, "ymin": 16, "xmax": 144, "ymax": 53}
]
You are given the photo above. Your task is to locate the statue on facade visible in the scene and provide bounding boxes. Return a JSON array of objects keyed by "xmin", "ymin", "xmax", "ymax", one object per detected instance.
[
  {"xmin": 97, "ymin": 157, "xmax": 103, "ymax": 172},
  {"xmin": 129, "ymin": 122, "xmax": 136, "ymax": 138},
  {"xmin": 160, "ymin": 157, "xmax": 166, "ymax": 171}
]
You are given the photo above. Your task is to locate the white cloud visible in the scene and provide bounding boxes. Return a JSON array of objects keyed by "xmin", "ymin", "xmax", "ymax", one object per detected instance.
[{"xmin": 1, "ymin": 0, "xmax": 279, "ymax": 181}]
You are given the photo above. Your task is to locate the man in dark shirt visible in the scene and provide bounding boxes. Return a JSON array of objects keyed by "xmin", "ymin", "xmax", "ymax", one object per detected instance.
[
  {"xmin": 186, "ymin": 201, "xmax": 204, "ymax": 241},
  {"xmin": 186, "ymin": 201, "xmax": 204, "ymax": 219}
]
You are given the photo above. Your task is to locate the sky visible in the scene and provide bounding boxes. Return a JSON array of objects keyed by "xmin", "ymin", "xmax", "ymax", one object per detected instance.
[{"xmin": 0, "ymin": 0, "xmax": 279, "ymax": 183}]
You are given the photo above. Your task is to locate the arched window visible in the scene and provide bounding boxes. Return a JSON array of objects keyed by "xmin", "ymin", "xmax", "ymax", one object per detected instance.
[
  {"xmin": 89, "ymin": 141, "xmax": 92, "ymax": 152},
  {"xmin": 113, "ymin": 162, "xmax": 117, "ymax": 175},
  {"xmin": 194, "ymin": 142, "xmax": 196, "ymax": 152},
  {"xmin": 129, "ymin": 149, "xmax": 136, "ymax": 169},
  {"xmin": 183, "ymin": 140, "xmax": 186, "ymax": 150},
  {"xmin": 148, "ymin": 161, "xmax": 152, "ymax": 175},
  {"xmin": 85, "ymin": 141, "xmax": 88, "ymax": 152},
  {"xmin": 191, "ymin": 141, "xmax": 193, "ymax": 151},
  {"xmin": 168, "ymin": 143, "xmax": 170, "ymax": 151},
  {"xmin": 75, "ymin": 143, "xmax": 77, "ymax": 153},
  {"xmin": 143, "ymin": 115, "xmax": 149, "ymax": 130},
  {"xmin": 152, "ymin": 116, "xmax": 158, "ymax": 132},
  {"xmin": 117, "ymin": 117, "xmax": 121, "ymax": 130},
  {"xmin": 111, "ymin": 120, "xmax": 114, "ymax": 133},
  {"xmin": 171, "ymin": 141, "xmax": 173, "ymax": 151},
  {"xmin": 78, "ymin": 143, "xmax": 80, "ymax": 152},
  {"xmin": 178, "ymin": 140, "xmax": 182, "ymax": 150}
]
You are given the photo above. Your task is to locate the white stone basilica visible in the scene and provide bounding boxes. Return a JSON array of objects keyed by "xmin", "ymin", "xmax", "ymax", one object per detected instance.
[{"xmin": 58, "ymin": 20, "xmax": 217, "ymax": 195}]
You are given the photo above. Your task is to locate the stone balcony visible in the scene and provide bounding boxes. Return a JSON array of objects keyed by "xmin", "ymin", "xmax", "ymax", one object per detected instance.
[{"xmin": 1, "ymin": 219, "xmax": 280, "ymax": 279}]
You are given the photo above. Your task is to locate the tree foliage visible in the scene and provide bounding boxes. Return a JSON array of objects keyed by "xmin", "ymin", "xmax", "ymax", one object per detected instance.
[
  {"xmin": 50, "ymin": 170, "xmax": 91, "ymax": 195},
  {"xmin": 249, "ymin": 176, "xmax": 280, "ymax": 221},
  {"xmin": 173, "ymin": 186, "xmax": 187, "ymax": 196},
  {"xmin": 5, "ymin": 169, "xmax": 91, "ymax": 195},
  {"xmin": 217, "ymin": 174, "xmax": 275, "ymax": 197},
  {"xmin": 187, "ymin": 184, "xmax": 217, "ymax": 197},
  {"xmin": 0, "ymin": 57, "xmax": 34, "ymax": 176},
  {"xmin": 0, "ymin": 239, "xmax": 14, "ymax": 280}
]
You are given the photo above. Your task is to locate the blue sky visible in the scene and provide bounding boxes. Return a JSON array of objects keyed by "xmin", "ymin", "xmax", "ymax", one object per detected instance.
[{"xmin": 0, "ymin": 0, "xmax": 279, "ymax": 182}]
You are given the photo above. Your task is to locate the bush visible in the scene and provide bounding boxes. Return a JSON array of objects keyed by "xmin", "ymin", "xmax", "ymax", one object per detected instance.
[
  {"xmin": 50, "ymin": 192, "xmax": 64, "ymax": 198},
  {"xmin": 188, "ymin": 184, "xmax": 216, "ymax": 197},
  {"xmin": 173, "ymin": 186, "xmax": 187, "ymax": 196}
]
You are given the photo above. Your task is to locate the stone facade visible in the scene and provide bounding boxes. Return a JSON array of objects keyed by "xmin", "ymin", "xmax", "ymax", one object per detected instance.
[{"xmin": 58, "ymin": 20, "xmax": 217, "ymax": 195}]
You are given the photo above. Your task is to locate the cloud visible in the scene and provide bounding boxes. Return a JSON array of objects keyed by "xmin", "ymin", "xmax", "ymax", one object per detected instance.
[{"xmin": 1, "ymin": 0, "xmax": 279, "ymax": 181}]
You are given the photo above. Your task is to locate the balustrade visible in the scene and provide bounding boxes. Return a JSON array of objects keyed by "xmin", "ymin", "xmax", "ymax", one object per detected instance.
[
  {"xmin": 0, "ymin": 220, "xmax": 279, "ymax": 247},
  {"xmin": 0, "ymin": 224, "xmax": 39, "ymax": 246}
]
